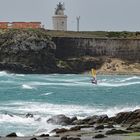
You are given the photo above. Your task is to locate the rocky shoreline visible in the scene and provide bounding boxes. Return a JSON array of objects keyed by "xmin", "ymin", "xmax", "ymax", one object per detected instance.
[{"xmin": 1, "ymin": 109, "xmax": 140, "ymax": 140}]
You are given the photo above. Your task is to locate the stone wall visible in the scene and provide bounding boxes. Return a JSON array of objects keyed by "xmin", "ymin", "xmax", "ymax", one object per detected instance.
[{"xmin": 53, "ymin": 37, "xmax": 140, "ymax": 61}]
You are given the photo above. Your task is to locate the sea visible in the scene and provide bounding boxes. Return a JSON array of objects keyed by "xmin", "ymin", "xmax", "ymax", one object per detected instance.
[{"xmin": 0, "ymin": 71, "xmax": 140, "ymax": 136}]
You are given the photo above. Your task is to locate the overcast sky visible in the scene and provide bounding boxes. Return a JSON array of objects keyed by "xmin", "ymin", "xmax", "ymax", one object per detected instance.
[{"xmin": 0, "ymin": 0, "xmax": 139, "ymax": 31}]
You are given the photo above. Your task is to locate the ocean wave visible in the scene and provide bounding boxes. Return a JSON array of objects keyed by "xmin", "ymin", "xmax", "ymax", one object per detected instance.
[
  {"xmin": 120, "ymin": 76, "xmax": 140, "ymax": 82},
  {"xmin": 41, "ymin": 92, "xmax": 54, "ymax": 96},
  {"xmin": 98, "ymin": 81, "xmax": 140, "ymax": 87},
  {"xmin": 0, "ymin": 114, "xmax": 35, "ymax": 124},
  {"xmin": 22, "ymin": 84, "xmax": 35, "ymax": 89},
  {"xmin": 0, "ymin": 71, "xmax": 9, "ymax": 77},
  {"xmin": 2, "ymin": 101, "xmax": 140, "ymax": 118}
]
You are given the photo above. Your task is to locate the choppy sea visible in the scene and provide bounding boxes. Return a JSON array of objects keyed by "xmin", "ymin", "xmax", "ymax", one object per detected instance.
[{"xmin": 0, "ymin": 71, "xmax": 140, "ymax": 136}]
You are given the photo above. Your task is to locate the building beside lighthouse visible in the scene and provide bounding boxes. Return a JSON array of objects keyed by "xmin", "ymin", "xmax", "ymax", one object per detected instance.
[{"xmin": 52, "ymin": 2, "xmax": 67, "ymax": 31}]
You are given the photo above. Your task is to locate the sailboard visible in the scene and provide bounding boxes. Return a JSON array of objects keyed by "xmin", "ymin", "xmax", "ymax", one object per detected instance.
[{"xmin": 91, "ymin": 68, "xmax": 97, "ymax": 84}]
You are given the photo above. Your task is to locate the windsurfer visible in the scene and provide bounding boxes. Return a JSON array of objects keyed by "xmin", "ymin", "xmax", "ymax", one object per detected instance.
[
  {"xmin": 91, "ymin": 68, "xmax": 97, "ymax": 84},
  {"xmin": 91, "ymin": 77, "xmax": 97, "ymax": 84}
]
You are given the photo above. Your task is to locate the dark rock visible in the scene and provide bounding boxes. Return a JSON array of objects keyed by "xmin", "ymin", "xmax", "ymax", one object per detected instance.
[
  {"xmin": 6, "ymin": 132, "xmax": 17, "ymax": 137},
  {"xmin": 72, "ymin": 119, "xmax": 85, "ymax": 125},
  {"xmin": 113, "ymin": 109, "xmax": 140, "ymax": 126},
  {"xmin": 30, "ymin": 138, "xmax": 38, "ymax": 140},
  {"xmin": 94, "ymin": 134, "xmax": 106, "ymax": 138},
  {"xmin": 71, "ymin": 116, "xmax": 78, "ymax": 122},
  {"xmin": 106, "ymin": 129, "xmax": 130, "ymax": 135},
  {"xmin": 39, "ymin": 134, "xmax": 49, "ymax": 137},
  {"xmin": 47, "ymin": 114, "xmax": 72, "ymax": 125},
  {"xmin": 96, "ymin": 115, "xmax": 109, "ymax": 123},
  {"xmin": 52, "ymin": 128, "xmax": 69, "ymax": 133},
  {"xmin": 26, "ymin": 113, "xmax": 34, "ymax": 118},
  {"xmin": 95, "ymin": 125, "xmax": 104, "ymax": 130},
  {"xmin": 83, "ymin": 115, "xmax": 108, "ymax": 125},
  {"xmin": 70, "ymin": 126, "xmax": 81, "ymax": 131},
  {"xmin": 61, "ymin": 136, "xmax": 67, "ymax": 140},
  {"xmin": 85, "ymin": 115, "xmax": 99, "ymax": 125},
  {"xmin": 104, "ymin": 124, "xmax": 114, "ymax": 128}
]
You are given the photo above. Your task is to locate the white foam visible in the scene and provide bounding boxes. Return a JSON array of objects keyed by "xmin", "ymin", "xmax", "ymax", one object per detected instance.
[
  {"xmin": 98, "ymin": 81, "xmax": 140, "ymax": 87},
  {"xmin": 120, "ymin": 76, "xmax": 140, "ymax": 82},
  {"xmin": 41, "ymin": 92, "xmax": 53, "ymax": 96},
  {"xmin": 16, "ymin": 132, "xmax": 25, "ymax": 137},
  {"xmin": 0, "ymin": 114, "xmax": 35, "ymax": 124},
  {"xmin": 4, "ymin": 101, "xmax": 140, "ymax": 118},
  {"xmin": 22, "ymin": 84, "xmax": 35, "ymax": 89},
  {"xmin": 0, "ymin": 71, "xmax": 8, "ymax": 76}
]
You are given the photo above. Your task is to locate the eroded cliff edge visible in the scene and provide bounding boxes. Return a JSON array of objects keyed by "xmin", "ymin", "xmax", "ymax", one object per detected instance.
[{"xmin": 0, "ymin": 29, "xmax": 140, "ymax": 74}]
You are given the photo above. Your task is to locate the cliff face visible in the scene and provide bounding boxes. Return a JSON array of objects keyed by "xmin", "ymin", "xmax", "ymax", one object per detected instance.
[
  {"xmin": 0, "ymin": 29, "xmax": 140, "ymax": 74},
  {"xmin": 0, "ymin": 29, "xmax": 57, "ymax": 73},
  {"xmin": 53, "ymin": 37, "xmax": 140, "ymax": 61}
]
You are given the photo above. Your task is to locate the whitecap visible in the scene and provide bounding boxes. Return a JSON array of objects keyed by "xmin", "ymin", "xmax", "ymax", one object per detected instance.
[
  {"xmin": 41, "ymin": 92, "xmax": 53, "ymax": 96},
  {"xmin": 22, "ymin": 84, "xmax": 34, "ymax": 89},
  {"xmin": 0, "ymin": 71, "xmax": 8, "ymax": 76},
  {"xmin": 98, "ymin": 81, "xmax": 140, "ymax": 87}
]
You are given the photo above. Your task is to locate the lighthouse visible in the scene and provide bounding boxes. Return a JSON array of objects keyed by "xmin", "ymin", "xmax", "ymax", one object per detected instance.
[{"xmin": 52, "ymin": 2, "xmax": 67, "ymax": 31}]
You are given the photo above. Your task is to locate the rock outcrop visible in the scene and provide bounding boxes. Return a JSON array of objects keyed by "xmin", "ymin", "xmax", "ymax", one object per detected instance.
[{"xmin": 0, "ymin": 29, "xmax": 57, "ymax": 73}]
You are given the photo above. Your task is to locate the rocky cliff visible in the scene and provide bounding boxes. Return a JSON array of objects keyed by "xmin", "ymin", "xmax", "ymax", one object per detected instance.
[
  {"xmin": 0, "ymin": 29, "xmax": 57, "ymax": 73},
  {"xmin": 52, "ymin": 37, "xmax": 140, "ymax": 74},
  {"xmin": 53, "ymin": 37, "xmax": 140, "ymax": 61},
  {"xmin": 0, "ymin": 29, "xmax": 140, "ymax": 74}
]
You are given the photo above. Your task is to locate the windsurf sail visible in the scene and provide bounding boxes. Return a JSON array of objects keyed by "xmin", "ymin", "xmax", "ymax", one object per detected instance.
[
  {"xmin": 91, "ymin": 68, "xmax": 96, "ymax": 78},
  {"xmin": 91, "ymin": 68, "xmax": 97, "ymax": 84}
]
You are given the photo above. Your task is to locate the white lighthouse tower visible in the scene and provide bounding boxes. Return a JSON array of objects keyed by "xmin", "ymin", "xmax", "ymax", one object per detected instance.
[{"xmin": 52, "ymin": 2, "xmax": 67, "ymax": 31}]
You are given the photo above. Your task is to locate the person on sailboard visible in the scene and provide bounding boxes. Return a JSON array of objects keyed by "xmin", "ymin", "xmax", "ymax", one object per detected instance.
[
  {"xmin": 91, "ymin": 76, "xmax": 97, "ymax": 84},
  {"xmin": 91, "ymin": 68, "xmax": 97, "ymax": 84}
]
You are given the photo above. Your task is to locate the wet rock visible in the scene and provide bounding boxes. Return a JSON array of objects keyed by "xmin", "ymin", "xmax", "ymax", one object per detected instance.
[
  {"xmin": 52, "ymin": 128, "xmax": 69, "ymax": 133},
  {"xmin": 95, "ymin": 125, "xmax": 104, "ymax": 130},
  {"xmin": 72, "ymin": 119, "xmax": 85, "ymax": 125},
  {"xmin": 30, "ymin": 138, "xmax": 38, "ymax": 140},
  {"xmin": 6, "ymin": 132, "xmax": 17, "ymax": 137},
  {"xmin": 106, "ymin": 129, "xmax": 130, "ymax": 135},
  {"xmin": 71, "ymin": 116, "xmax": 78, "ymax": 122},
  {"xmin": 96, "ymin": 115, "xmax": 109, "ymax": 123},
  {"xmin": 47, "ymin": 114, "xmax": 72, "ymax": 125},
  {"xmin": 82, "ymin": 115, "xmax": 108, "ymax": 125},
  {"xmin": 39, "ymin": 134, "xmax": 49, "ymax": 137},
  {"xmin": 94, "ymin": 134, "xmax": 106, "ymax": 138},
  {"xmin": 104, "ymin": 124, "xmax": 114, "ymax": 128},
  {"xmin": 61, "ymin": 136, "xmax": 67, "ymax": 140},
  {"xmin": 26, "ymin": 113, "xmax": 34, "ymax": 118},
  {"xmin": 114, "ymin": 109, "xmax": 140, "ymax": 126},
  {"xmin": 70, "ymin": 126, "xmax": 81, "ymax": 131}
]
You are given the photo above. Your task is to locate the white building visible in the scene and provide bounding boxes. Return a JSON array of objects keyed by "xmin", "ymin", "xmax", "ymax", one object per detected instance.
[{"xmin": 52, "ymin": 2, "xmax": 67, "ymax": 31}]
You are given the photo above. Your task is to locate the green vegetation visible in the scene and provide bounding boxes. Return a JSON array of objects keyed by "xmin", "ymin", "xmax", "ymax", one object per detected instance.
[
  {"xmin": 46, "ymin": 30, "xmax": 140, "ymax": 39},
  {"xmin": 0, "ymin": 29, "xmax": 140, "ymax": 39}
]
